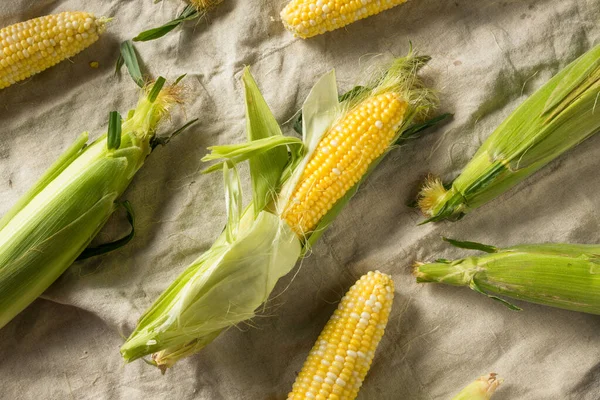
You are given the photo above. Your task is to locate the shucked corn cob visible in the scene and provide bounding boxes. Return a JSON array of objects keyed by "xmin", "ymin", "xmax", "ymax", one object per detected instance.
[
  {"xmin": 120, "ymin": 52, "xmax": 436, "ymax": 370},
  {"xmin": 414, "ymin": 239, "xmax": 600, "ymax": 315},
  {"xmin": 452, "ymin": 373, "xmax": 503, "ymax": 400},
  {"xmin": 0, "ymin": 78, "xmax": 181, "ymax": 329},
  {"xmin": 281, "ymin": 0, "xmax": 408, "ymax": 39},
  {"xmin": 283, "ymin": 92, "xmax": 407, "ymax": 235},
  {"xmin": 418, "ymin": 43, "xmax": 600, "ymax": 222},
  {"xmin": 287, "ymin": 271, "xmax": 394, "ymax": 400},
  {"xmin": 0, "ymin": 11, "xmax": 105, "ymax": 89}
]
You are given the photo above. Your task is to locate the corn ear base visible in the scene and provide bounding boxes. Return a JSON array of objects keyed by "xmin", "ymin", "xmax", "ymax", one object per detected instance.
[
  {"xmin": 414, "ymin": 240, "xmax": 600, "ymax": 315},
  {"xmin": 419, "ymin": 44, "xmax": 600, "ymax": 222}
]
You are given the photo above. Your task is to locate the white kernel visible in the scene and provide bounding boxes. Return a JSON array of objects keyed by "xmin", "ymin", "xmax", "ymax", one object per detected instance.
[
  {"xmin": 350, "ymin": 312, "xmax": 360, "ymax": 319},
  {"xmin": 325, "ymin": 377, "xmax": 335, "ymax": 385},
  {"xmin": 322, "ymin": 4, "xmax": 330, "ymax": 13},
  {"xmin": 305, "ymin": 392, "xmax": 315, "ymax": 399},
  {"xmin": 321, "ymin": 146, "xmax": 329, "ymax": 153},
  {"xmin": 357, "ymin": 351, "xmax": 367, "ymax": 358},
  {"xmin": 359, "ymin": 318, "xmax": 369, "ymax": 326},
  {"xmin": 336, "ymin": 378, "xmax": 347, "ymax": 387},
  {"xmin": 361, "ymin": 312, "xmax": 370, "ymax": 319},
  {"xmin": 375, "ymin": 120, "xmax": 383, "ymax": 129},
  {"xmin": 310, "ymin": 19, "xmax": 316, "ymax": 26},
  {"xmin": 316, "ymin": 0, "xmax": 323, "ymax": 5},
  {"xmin": 332, "ymin": 168, "xmax": 341, "ymax": 176},
  {"xmin": 330, "ymin": 139, "xmax": 339, "ymax": 146},
  {"xmin": 313, "ymin": 375, "xmax": 323, "ymax": 383},
  {"xmin": 321, "ymin": 359, "xmax": 331, "ymax": 366},
  {"xmin": 375, "ymin": 301, "xmax": 382, "ymax": 309},
  {"xmin": 347, "ymin": 350, "xmax": 357, "ymax": 358},
  {"xmin": 335, "ymin": 355, "xmax": 345, "ymax": 363},
  {"xmin": 327, "ymin": 372, "xmax": 337, "ymax": 380}
]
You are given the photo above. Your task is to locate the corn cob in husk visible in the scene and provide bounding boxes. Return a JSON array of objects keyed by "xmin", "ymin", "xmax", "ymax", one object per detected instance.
[
  {"xmin": 414, "ymin": 238, "xmax": 600, "ymax": 314},
  {"xmin": 120, "ymin": 51, "xmax": 438, "ymax": 371},
  {"xmin": 452, "ymin": 373, "xmax": 503, "ymax": 400},
  {"xmin": 287, "ymin": 271, "xmax": 394, "ymax": 400},
  {"xmin": 0, "ymin": 78, "xmax": 182, "ymax": 329},
  {"xmin": 418, "ymin": 44, "xmax": 600, "ymax": 222}
]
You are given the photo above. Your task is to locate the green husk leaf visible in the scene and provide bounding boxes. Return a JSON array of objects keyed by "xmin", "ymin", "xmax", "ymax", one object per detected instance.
[
  {"xmin": 0, "ymin": 132, "xmax": 89, "ymax": 232},
  {"xmin": 223, "ymin": 163, "xmax": 242, "ymax": 243},
  {"xmin": 292, "ymin": 85, "xmax": 368, "ymax": 135},
  {"xmin": 133, "ymin": 5, "xmax": 200, "ymax": 42},
  {"xmin": 107, "ymin": 111, "xmax": 122, "ymax": 150},
  {"xmin": 77, "ymin": 200, "xmax": 136, "ymax": 260},
  {"xmin": 443, "ymin": 237, "xmax": 498, "ymax": 253},
  {"xmin": 118, "ymin": 40, "xmax": 144, "ymax": 87},
  {"xmin": 242, "ymin": 67, "xmax": 290, "ymax": 216},
  {"xmin": 202, "ymin": 136, "xmax": 304, "ymax": 173}
]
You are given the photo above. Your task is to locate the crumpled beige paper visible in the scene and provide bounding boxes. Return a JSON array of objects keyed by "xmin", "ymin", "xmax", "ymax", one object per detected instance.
[{"xmin": 0, "ymin": 0, "xmax": 599, "ymax": 399}]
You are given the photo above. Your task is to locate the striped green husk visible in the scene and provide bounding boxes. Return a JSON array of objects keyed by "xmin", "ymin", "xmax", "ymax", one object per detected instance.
[
  {"xmin": 419, "ymin": 44, "xmax": 600, "ymax": 222},
  {"xmin": 414, "ymin": 240, "xmax": 600, "ymax": 314},
  {"xmin": 0, "ymin": 80, "xmax": 178, "ymax": 329}
]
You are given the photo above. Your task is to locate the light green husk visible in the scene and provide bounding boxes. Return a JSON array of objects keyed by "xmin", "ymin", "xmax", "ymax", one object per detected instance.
[
  {"xmin": 414, "ymin": 238, "xmax": 600, "ymax": 314},
  {"xmin": 418, "ymin": 44, "xmax": 600, "ymax": 222},
  {"xmin": 0, "ymin": 79, "xmax": 181, "ymax": 329},
  {"xmin": 452, "ymin": 373, "xmax": 503, "ymax": 400},
  {"xmin": 120, "ymin": 52, "xmax": 437, "ymax": 371}
]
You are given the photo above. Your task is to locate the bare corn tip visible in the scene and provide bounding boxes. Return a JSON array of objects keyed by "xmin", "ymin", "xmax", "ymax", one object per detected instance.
[{"xmin": 417, "ymin": 175, "xmax": 446, "ymax": 216}]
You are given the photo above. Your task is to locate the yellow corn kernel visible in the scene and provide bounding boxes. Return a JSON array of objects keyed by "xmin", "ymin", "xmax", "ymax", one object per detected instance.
[
  {"xmin": 288, "ymin": 271, "xmax": 395, "ymax": 400},
  {"xmin": 281, "ymin": 0, "xmax": 408, "ymax": 39},
  {"xmin": 283, "ymin": 92, "xmax": 407, "ymax": 236},
  {"xmin": 0, "ymin": 11, "xmax": 105, "ymax": 89}
]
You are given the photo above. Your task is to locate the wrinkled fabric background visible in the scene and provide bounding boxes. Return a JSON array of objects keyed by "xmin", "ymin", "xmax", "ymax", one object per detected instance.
[{"xmin": 0, "ymin": 0, "xmax": 599, "ymax": 399}]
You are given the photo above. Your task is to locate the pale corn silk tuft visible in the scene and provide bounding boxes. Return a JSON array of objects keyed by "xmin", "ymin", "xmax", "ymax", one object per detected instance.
[{"xmin": 0, "ymin": 11, "xmax": 104, "ymax": 89}]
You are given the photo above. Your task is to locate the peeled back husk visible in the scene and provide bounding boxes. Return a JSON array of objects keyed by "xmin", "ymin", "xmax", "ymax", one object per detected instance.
[
  {"xmin": 419, "ymin": 44, "xmax": 600, "ymax": 222},
  {"xmin": 0, "ymin": 80, "xmax": 180, "ymax": 329},
  {"xmin": 414, "ymin": 240, "xmax": 600, "ymax": 314},
  {"xmin": 119, "ymin": 207, "xmax": 301, "ymax": 370}
]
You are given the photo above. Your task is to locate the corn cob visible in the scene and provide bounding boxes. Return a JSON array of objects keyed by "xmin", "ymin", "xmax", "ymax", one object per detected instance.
[
  {"xmin": 287, "ymin": 271, "xmax": 394, "ymax": 400},
  {"xmin": 0, "ymin": 11, "xmax": 106, "ymax": 89},
  {"xmin": 282, "ymin": 92, "xmax": 407, "ymax": 236},
  {"xmin": 281, "ymin": 0, "xmax": 408, "ymax": 39},
  {"xmin": 120, "ymin": 52, "xmax": 437, "ymax": 371},
  {"xmin": 413, "ymin": 239, "xmax": 600, "ymax": 315},
  {"xmin": 0, "ymin": 78, "xmax": 181, "ymax": 329},
  {"xmin": 418, "ymin": 43, "xmax": 600, "ymax": 222},
  {"xmin": 452, "ymin": 373, "xmax": 502, "ymax": 400}
]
